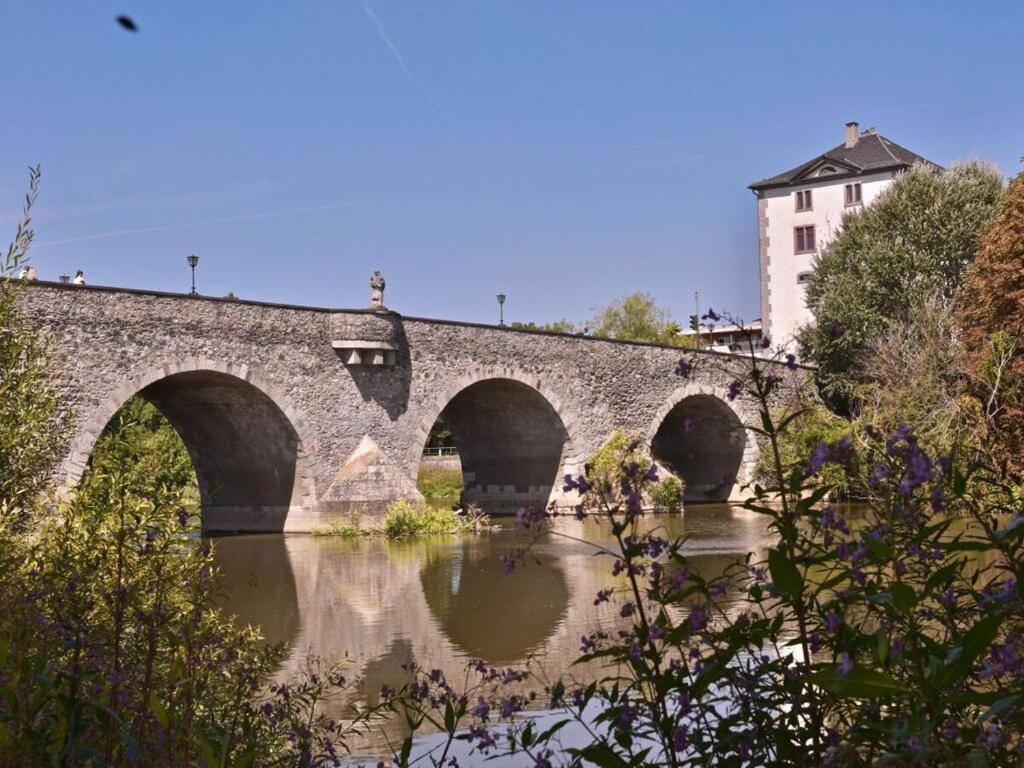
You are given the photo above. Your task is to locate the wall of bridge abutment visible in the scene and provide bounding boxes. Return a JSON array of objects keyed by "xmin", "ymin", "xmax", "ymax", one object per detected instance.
[{"xmin": 18, "ymin": 282, "xmax": 801, "ymax": 533}]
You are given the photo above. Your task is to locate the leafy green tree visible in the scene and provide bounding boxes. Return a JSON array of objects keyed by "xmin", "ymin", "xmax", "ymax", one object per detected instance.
[
  {"xmin": 81, "ymin": 395, "xmax": 198, "ymax": 510},
  {"xmin": 956, "ymin": 170, "xmax": 1024, "ymax": 475},
  {"xmin": 799, "ymin": 161, "xmax": 1004, "ymax": 412},
  {"xmin": 0, "ymin": 166, "xmax": 71, "ymax": 515},
  {"xmin": 590, "ymin": 291, "xmax": 680, "ymax": 345},
  {"xmin": 510, "ymin": 319, "xmax": 577, "ymax": 334}
]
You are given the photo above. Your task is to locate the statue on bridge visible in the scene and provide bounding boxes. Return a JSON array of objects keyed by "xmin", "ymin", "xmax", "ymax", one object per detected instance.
[{"xmin": 370, "ymin": 270, "xmax": 387, "ymax": 311}]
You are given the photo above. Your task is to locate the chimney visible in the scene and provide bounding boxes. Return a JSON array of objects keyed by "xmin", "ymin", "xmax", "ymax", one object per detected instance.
[{"xmin": 845, "ymin": 121, "xmax": 859, "ymax": 149}]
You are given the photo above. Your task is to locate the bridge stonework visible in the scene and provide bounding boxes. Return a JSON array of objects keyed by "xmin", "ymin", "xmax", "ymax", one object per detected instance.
[{"xmin": 19, "ymin": 283, "xmax": 801, "ymax": 533}]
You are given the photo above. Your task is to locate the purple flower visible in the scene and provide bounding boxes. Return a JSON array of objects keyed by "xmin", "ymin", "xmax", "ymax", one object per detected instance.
[
  {"xmin": 867, "ymin": 462, "xmax": 891, "ymax": 487},
  {"xmin": 672, "ymin": 726, "xmax": 689, "ymax": 752},
  {"xmin": 594, "ymin": 589, "xmax": 613, "ymax": 605},
  {"xmin": 471, "ymin": 698, "xmax": 490, "ymax": 721},
  {"xmin": 824, "ymin": 610, "xmax": 843, "ymax": 634},
  {"xmin": 727, "ymin": 381, "xmax": 742, "ymax": 401},
  {"xmin": 615, "ymin": 706, "xmax": 636, "ymax": 730},
  {"xmin": 467, "ymin": 725, "xmax": 496, "ymax": 752},
  {"xmin": 702, "ymin": 308, "xmax": 721, "ymax": 322},
  {"xmin": 628, "ymin": 641, "xmax": 641, "ymax": 662},
  {"xmin": 836, "ymin": 651, "xmax": 854, "ymax": 678},
  {"xmin": 675, "ymin": 359, "xmax": 694, "ymax": 378},
  {"xmin": 689, "ymin": 604, "xmax": 708, "ymax": 632},
  {"xmin": 827, "ymin": 323, "xmax": 844, "ymax": 339},
  {"xmin": 785, "ymin": 353, "xmax": 798, "ymax": 371}
]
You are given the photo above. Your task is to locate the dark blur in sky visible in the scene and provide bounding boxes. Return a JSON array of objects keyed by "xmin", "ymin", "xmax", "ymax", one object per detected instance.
[{"xmin": 3, "ymin": 1, "xmax": 1021, "ymax": 325}]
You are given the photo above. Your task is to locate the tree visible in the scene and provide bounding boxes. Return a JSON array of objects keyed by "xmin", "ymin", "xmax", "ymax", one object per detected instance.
[
  {"xmin": 858, "ymin": 292, "xmax": 982, "ymax": 460},
  {"xmin": 955, "ymin": 170, "xmax": 1024, "ymax": 475},
  {"xmin": 0, "ymin": 166, "xmax": 70, "ymax": 514},
  {"xmin": 81, "ymin": 396, "xmax": 198, "ymax": 510},
  {"xmin": 590, "ymin": 291, "xmax": 679, "ymax": 345},
  {"xmin": 510, "ymin": 319, "xmax": 577, "ymax": 334},
  {"xmin": 799, "ymin": 161, "xmax": 1004, "ymax": 413}
]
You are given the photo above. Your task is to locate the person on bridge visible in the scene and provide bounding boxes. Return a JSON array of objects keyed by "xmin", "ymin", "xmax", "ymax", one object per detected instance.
[
  {"xmin": 72, "ymin": 270, "xmax": 85, "ymax": 285},
  {"xmin": 583, "ymin": 326, "xmax": 593, "ymax": 337}
]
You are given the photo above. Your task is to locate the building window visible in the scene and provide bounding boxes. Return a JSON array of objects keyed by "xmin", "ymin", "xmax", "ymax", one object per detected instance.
[
  {"xmin": 797, "ymin": 270, "xmax": 813, "ymax": 285},
  {"xmin": 845, "ymin": 182, "xmax": 862, "ymax": 206},
  {"xmin": 794, "ymin": 225, "xmax": 816, "ymax": 254},
  {"xmin": 795, "ymin": 190, "xmax": 812, "ymax": 211}
]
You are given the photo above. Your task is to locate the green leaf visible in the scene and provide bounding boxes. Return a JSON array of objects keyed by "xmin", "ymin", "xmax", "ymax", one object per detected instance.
[
  {"xmin": 863, "ymin": 535, "xmax": 891, "ymax": 560},
  {"xmin": 549, "ymin": 679, "xmax": 565, "ymax": 708},
  {"xmin": 768, "ymin": 548, "xmax": 802, "ymax": 596},
  {"xmin": 977, "ymin": 694, "xmax": 1021, "ymax": 724},
  {"xmin": 810, "ymin": 666, "xmax": 908, "ymax": 699},
  {"xmin": 573, "ymin": 742, "xmax": 629, "ymax": 768},
  {"xmin": 933, "ymin": 614, "xmax": 1002, "ymax": 689},
  {"xmin": 891, "ymin": 582, "xmax": 918, "ymax": 612},
  {"xmin": 149, "ymin": 691, "xmax": 170, "ymax": 729}
]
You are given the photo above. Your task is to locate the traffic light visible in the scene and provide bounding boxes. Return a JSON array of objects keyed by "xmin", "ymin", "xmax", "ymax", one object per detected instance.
[{"xmin": 689, "ymin": 314, "xmax": 699, "ymax": 332}]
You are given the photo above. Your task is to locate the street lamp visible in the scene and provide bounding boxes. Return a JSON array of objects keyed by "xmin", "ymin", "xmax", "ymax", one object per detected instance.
[
  {"xmin": 187, "ymin": 254, "xmax": 199, "ymax": 295},
  {"xmin": 497, "ymin": 292, "xmax": 506, "ymax": 326}
]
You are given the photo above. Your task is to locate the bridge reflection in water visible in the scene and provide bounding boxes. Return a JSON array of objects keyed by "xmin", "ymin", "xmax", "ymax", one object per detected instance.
[{"xmin": 213, "ymin": 505, "xmax": 772, "ymax": 754}]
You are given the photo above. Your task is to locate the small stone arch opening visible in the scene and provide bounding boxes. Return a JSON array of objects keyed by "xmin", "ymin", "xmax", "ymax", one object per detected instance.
[
  {"xmin": 428, "ymin": 378, "xmax": 568, "ymax": 514},
  {"xmin": 86, "ymin": 370, "xmax": 303, "ymax": 533},
  {"xmin": 650, "ymin": 394, "xmax": 746, "ymax": 503}
]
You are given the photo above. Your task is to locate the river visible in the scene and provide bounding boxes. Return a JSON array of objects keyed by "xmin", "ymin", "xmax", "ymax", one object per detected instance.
[{"xmin": 212, "ymin": 505, "xmax": 774, "ymax": 763}]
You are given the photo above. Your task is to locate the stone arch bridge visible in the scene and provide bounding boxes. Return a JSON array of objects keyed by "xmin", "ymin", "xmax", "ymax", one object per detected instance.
[{"xmin": 19, "ymin": 282, "xmax": 801, "ymax": 533}]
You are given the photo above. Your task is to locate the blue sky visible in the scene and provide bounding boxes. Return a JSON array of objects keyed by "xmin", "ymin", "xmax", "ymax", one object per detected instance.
[{"xmin": 3, "ymin": 1, "xmax": 1021, "ymax": 325}]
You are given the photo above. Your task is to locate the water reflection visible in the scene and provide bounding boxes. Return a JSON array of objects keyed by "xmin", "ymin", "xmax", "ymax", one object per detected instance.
[
  {"xmin": 214, "ymin": 505, "xmax": 771, "ymax": 675},
  {"xmin": 211, "ymin": 505, "xmax": 773, "ymax": 754},
  {"xmin": 420, "ymin": 540, "xmax": 570, "ymax": 663}
]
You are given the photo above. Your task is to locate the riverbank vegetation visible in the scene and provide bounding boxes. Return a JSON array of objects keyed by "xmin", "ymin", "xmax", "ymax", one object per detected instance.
[
  {"xmin": 0, "ymin": 171, "xmax": 382, "ymax": 766},
  {"xmin": 5, "ymin": 163, "xmax": 1024, "ymax": 765},
  {"xmin": 312, "ymin": 500, "xmax": 492, "ymax": 539}
]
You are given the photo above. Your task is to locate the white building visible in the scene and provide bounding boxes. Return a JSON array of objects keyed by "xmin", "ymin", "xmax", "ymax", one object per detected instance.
[{"xmin": 749, "ymin": 122, "xmax": 936, "ymax": 353}]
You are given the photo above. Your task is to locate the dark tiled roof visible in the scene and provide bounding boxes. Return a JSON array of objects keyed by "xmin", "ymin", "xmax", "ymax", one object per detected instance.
[{"xmin": 749, "ymin": 131, "xmax": 938, "ymax": 190}]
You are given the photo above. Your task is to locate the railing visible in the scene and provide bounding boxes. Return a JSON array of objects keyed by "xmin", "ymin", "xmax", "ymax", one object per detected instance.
[{"xmin": 422, "ymin": 446, "xmax": 459, "ymax": 457}]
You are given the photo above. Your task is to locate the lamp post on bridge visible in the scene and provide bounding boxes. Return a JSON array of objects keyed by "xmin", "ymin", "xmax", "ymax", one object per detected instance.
[
  {"xmin": 187, "ymin": 254, "xmax": 199, "ymax": 295},
  {"xmin": 497, "ymin": 292, "xmax": 506, "ymax": 326}
]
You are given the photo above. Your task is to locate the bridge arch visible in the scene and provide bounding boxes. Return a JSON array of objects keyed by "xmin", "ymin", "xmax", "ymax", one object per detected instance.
[
  {"xmin": 409, "ymin": 370, "xmax": 583, "ymax": 513},
  {"xmin": 63, "ymin": 358, "xmax": 317, "ymax": 532},
  {"xmin": 645, "ymin": 384, "xmax": 756, "ymax": 503}
]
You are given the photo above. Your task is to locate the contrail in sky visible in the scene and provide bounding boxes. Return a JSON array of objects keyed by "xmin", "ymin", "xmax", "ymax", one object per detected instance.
[
  {"xmin": 35, "ymin": 199, "xmax": 373, "ymax": 247},
  {"xmin": 360, "ymin": 0, "xmax": 448, "ymax": 117}
]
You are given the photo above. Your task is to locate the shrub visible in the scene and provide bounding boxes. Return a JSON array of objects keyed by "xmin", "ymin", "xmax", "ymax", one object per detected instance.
[
  {"xmin": 587, "ymin": 429, "xmax": 651, "ymax": 500},
  {"xmin": 649, "ymin": 474, "xmax": 684, "ymax": 513},
  {"xmin": 956, "ymin": 170, "xmax": 1024, "ymax": 476},
  {"xmin": 392, "ymin": 339, "xmax": 1024, "ymax": 767},
  {"xmin": 382, "ymin": 499, "xmax": 463, "ymax": 538},
  {"xmin": 757, "ymin": 397, "xmax": 858, "ymax": 497}
]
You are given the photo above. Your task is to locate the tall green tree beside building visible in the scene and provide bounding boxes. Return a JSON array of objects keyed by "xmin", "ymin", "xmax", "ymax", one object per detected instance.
[{"xmin": 799, "ymin": 161, "xmax": 1004, "ymax": 413}]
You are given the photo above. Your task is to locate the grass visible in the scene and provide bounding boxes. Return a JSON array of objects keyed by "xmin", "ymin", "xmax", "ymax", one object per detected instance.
[{"xmin": 417, "ymin": 464, "xmax": 464, "ymax": 505}]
